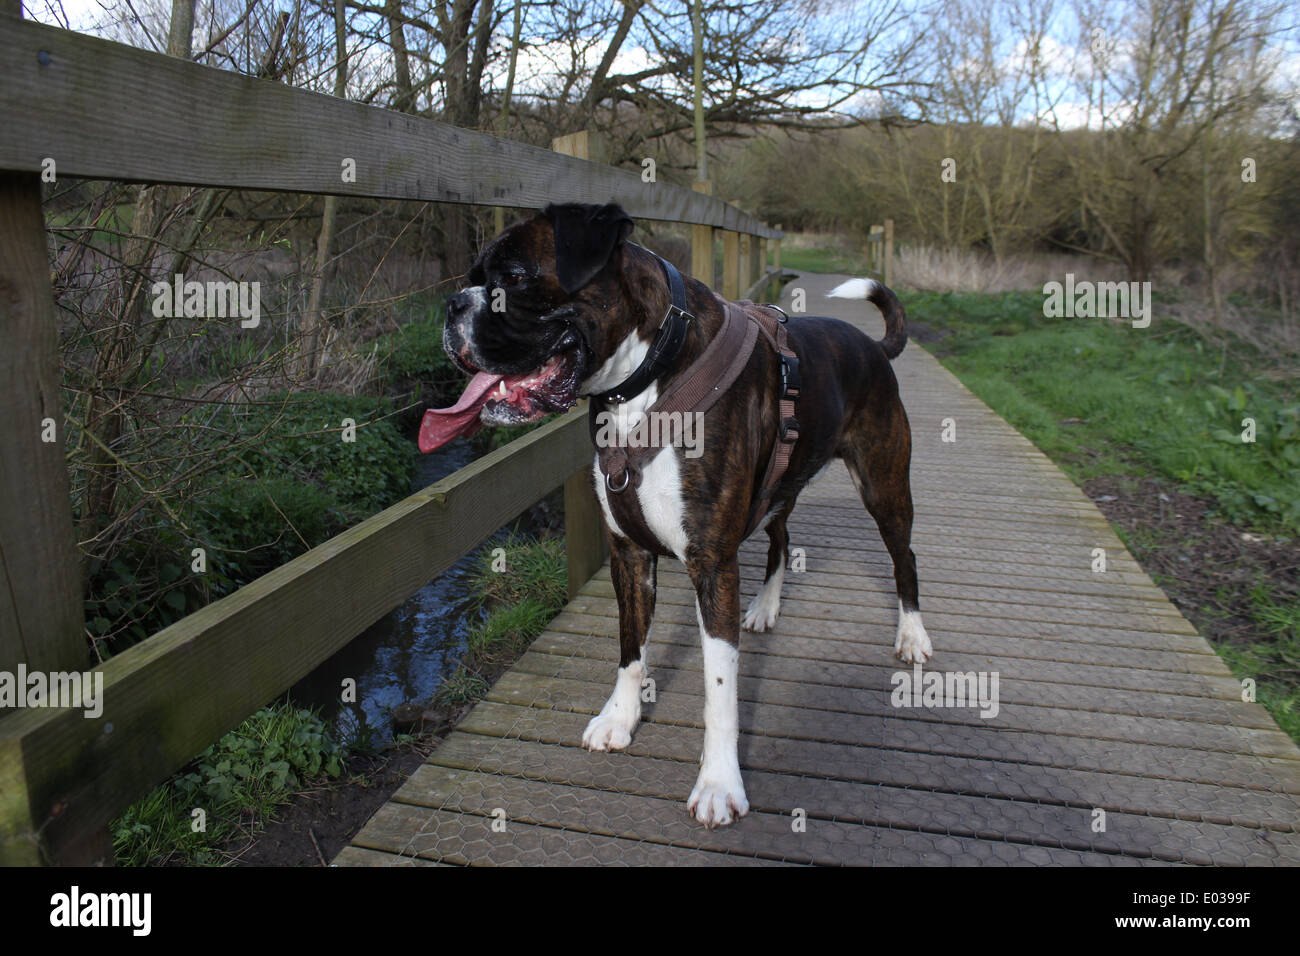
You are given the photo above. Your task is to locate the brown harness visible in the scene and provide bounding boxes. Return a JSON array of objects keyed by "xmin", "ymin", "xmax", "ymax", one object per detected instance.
[{"xmin": 592, "ymin": 296, "xmax": 801, "ymax": 553}]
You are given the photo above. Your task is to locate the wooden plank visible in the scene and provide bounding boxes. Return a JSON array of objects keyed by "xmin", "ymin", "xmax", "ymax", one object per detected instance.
[
  {"xmin": 0, "ymin": 404, "xmax": 594, "ymax": 863},
  {"xmin": 331, "ymin": 846, "xmax": 445, "ymax": 867},
  {"xmin": 486, "ymin": 668, "xmax": 1298, "ymax": 767},
  {"xmin": 509, "ymin": 648, "xmax": 1269, "ymax": 728},
  {"xmin": 0, "ymin": 17, "xmax": 781, "ymax": 238},
  {"xmin": 456, "ymin": 702, "xmax": 1300, "ymax": 830},
  {"xmin": 389, "ymin": 764, "xmax": 1164, "ymax": 866},
  {"xmin": 420, "ymin": 737, "xmax": 1281, "ymax": 864},
  {"xmin": 562, "ymin": 596, "xmax": 1226, "ymax": 676},
  {"xmin": 352, "ymin": 800, "xmax": 791, "ymax": 865},
  {"xmin": 544, "ymin": 615, "xmax": 1236, "ymax": 705}
]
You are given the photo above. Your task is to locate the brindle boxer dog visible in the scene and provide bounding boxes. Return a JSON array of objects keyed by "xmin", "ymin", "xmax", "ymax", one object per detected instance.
[{"xmin": 419, "ymin": 202, "xmax": 931, "ymax": 828}]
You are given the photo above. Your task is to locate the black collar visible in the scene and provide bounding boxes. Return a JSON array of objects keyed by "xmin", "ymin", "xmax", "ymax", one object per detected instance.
[{"xmin": 593, "ymin": 249, "xmax": 693, "ymax": 404}]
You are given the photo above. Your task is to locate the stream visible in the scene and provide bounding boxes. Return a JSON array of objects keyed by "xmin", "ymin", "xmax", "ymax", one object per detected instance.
[{"xmin": 288, "ymin": 439, "xmax": 502, "ymax": 745}]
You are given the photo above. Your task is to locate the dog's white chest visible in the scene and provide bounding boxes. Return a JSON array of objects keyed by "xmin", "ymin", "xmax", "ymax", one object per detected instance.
[{"xmin": 590, "ymin": 379, "xmax": 690, "ymax": 560}]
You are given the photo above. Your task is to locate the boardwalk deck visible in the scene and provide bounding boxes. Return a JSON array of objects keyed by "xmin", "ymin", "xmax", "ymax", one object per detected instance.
[{"xmin": 337, "ymin": 272, "xmax": 1300, "ymax": 867}]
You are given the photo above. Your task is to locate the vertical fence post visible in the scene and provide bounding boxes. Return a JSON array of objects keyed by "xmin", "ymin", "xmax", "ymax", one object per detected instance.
[
  {"xmin": 884, "ymin": 217, "xmax": 894, "ymax": 288},
  {"xmin": 691, "ymin": 181, "xmax": 714, "ymax": 288},
  {"xmin": 738, "ymin": 233, "xmax": 752, "ymax": 297},
  {"xmin": 551, "ymin": 131, "xmax": 609, "ymax": 598},
  {"xmin": 722, "ymin": 229, "xmax": 740, "ymax": 300},
  {"xmin": 774, "ymin": 226, "xmax": 782, "ymax": 273},
  {"xmin": 565, "ymin": 460, "xmax": 606, "ymax": 601},
  {"xmin": 0, "ymin": 0, "xmax": 105, "ymax": 866},
  {"xmin": 551, "ymin": 130, "xmax": 607, "ymax": 164},
  {"xmin": 733, "ymin": 202, "xmax": 751, "ymax": 297}
]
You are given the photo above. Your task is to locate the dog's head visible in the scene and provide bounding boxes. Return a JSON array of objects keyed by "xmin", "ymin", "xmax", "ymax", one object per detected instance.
[{"xmin": 419, "ymin": 202, "xmax": 638, "ymax": 452}]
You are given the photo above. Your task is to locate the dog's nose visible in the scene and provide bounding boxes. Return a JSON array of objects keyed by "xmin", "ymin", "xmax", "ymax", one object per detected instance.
[{"xmin": 446, "ymin": 291, "xmax": 471, "ymax": 322}]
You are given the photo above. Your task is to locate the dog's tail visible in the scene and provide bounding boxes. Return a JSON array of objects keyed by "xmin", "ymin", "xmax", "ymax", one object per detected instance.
[{"xmin": 826, "ymin": 277, "xmax": 908, "ymax": 360}]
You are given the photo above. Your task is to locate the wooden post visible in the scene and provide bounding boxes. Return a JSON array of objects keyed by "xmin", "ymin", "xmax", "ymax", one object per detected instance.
[
  {"xmin": 550, "ymin": 133, "xmax": 610, "ymax": 596},
  {"xmin": 749, "ymin": 233, "xmax": 761, "ymax": 294},
  {"xmin": 722, "ymin": 230, "xmax": 740, "ymax": 300},
  {"xmin": 732, "ymin": 202, "xmax": 750, "ymax": 297},
  {"xmin": 774, "ymin": 226, "xmax": 782, "ymax": 273},
  {"xmin": 551, "ymin": 130, "xmax": 608, "ymax": 164},
  {"xmin": 0, "ymin": 0, "xmax": 101, "ymax": 866},
  {"xmin": 691, "ymin": 181, "xmax": 714, "ymax": 287},
  {"xmin": 564, "ymin": 458, "xmax": 606, "ymax": 601},
  {"xmin": 738, "ymin": 233, "xmax": 752, "ymax": 298},
  {"xmin": 884, "ymin": 217, "xmax": 894, "ymax": 288}
]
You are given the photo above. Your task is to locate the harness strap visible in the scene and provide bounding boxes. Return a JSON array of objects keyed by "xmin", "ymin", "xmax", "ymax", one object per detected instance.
[
  {"xmin": 741, "ymin": 302, "xmax": 800, "ymax": 538},
  {"xmin": 594, "ymin": 297, "xmax": 800, "ymax": 552}
]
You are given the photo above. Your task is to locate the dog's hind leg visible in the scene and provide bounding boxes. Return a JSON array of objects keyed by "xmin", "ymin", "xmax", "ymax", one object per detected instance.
[
  {"xmin": 742, "ymin": 497, "xmax": 795, "ymax": 632},
  {"xmin": 583, "ymin": 535, "xmax": 656, "ymax": 751},
  {"xmin": 841, "ymin": 411, "xmax": 932, "ymax": 664},
  {"xmin": 686, "ymin": 553, "xmax": 749, "ymax": 827}
]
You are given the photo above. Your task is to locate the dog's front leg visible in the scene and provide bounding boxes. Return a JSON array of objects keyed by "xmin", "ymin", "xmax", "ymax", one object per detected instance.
[
  {"xmin": 583, "ymin": 535, "xmax": 656, "ymax": 751},
  {"xmin": 686, "ymin": 553, "xmax": 749, "ymax": 827}
]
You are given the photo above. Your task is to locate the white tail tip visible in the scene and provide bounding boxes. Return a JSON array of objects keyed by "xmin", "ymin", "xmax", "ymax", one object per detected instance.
[{"xmin": 826, "ymin": 277, "xmax": 877, "ymax": 299}]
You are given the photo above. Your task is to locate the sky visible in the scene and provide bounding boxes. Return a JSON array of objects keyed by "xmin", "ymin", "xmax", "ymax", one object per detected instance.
[{"xmin": 21, "ymin": 0, "xmax": 1300, "ymax": 132}]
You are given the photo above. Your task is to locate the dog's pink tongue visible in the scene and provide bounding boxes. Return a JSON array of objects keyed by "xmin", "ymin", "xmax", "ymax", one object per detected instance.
[{"xmin": 418, "ymin": 371, "xmax": 501, "ymax": 453}]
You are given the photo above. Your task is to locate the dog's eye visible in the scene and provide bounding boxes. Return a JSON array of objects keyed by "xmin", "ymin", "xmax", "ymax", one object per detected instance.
[{"xmin": 499, "ymin": 272, "xmax": 526, "ymax": 289}]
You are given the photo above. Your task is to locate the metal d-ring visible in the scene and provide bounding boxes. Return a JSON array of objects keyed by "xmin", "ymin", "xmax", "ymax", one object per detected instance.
[{"xmin": 606, "ymin": 470, "xmax": 630, "ymax": 493}]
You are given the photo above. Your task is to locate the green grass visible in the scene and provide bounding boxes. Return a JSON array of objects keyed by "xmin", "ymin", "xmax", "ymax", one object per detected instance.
[
  {"xmin": 112, "ymin": 703, "xmax": 344, "ymax": 866},
  {"xmin": 903, "ymin": 288, "xmax": 1300, "ymax": 742},
  {"xmin": 434, "ymin": 535, "xmax": 567, "ymax": 706},
  {"xmin": 1219, "ymin": 587, "xmax": 1300, "ymax": 741},
  {"xmin": 906, "ymin": 291, "xmax": 1299, "ymax": 530},
  {"xmin": 781, "ymin": 242, "xmax": 869, "ymax": 275}
]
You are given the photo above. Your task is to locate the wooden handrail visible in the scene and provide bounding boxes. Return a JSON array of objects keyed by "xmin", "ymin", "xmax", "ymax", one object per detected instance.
[
  {"xmin": 0, "ymin": 16, "xmax": 781, "ymax": 239},
  {"xmin": 0, "ymin": 406, "xmax": 593, "ymax": 864}
]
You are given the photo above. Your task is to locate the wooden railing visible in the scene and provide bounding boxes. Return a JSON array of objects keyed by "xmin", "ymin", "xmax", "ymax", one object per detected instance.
[{"xmin": 0, "ymin": 12, "xmax": 782, "ymax": 864}]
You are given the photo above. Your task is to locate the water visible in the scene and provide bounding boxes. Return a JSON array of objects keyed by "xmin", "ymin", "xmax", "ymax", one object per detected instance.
[{"xmin": 289, "ymin": 440, "xmax": 501, "ymax": 745}]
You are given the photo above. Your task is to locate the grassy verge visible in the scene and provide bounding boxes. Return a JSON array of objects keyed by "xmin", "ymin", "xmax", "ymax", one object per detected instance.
[
  {"xmin": 112, "ymin": 703, "xmax": 344, "ymax": 865},
  {"xmin": 433, "ymin": 534, "xmax": 568, "ymax": 707},
  {"xmin": 780, "ymin": 240, "xmax": 869, "ymax": 276},
  {"xmin": 903, "ymin": 289, "xmax": 1299, "ymax": 741}
]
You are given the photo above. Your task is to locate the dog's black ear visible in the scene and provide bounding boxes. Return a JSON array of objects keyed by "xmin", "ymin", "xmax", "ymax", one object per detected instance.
[{"xmin": 543, "ymin": 202, "xmax": 634, "ymax": 294}]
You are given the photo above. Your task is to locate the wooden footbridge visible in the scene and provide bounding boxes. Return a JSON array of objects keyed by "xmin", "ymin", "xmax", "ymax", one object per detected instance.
[
  {"xmin": 3, "ymin": 12, "xmax": 1298, "ymax": 866},
  {"xmin": 336, "ymin": 272, "xmax": 1300, "ymax": 867}
]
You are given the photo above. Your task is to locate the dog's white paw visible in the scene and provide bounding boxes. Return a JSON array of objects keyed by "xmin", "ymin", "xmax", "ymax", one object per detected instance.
[
  {"xmin": 741, "ymin": 585, "xmax": 781, "ymax": 632},
  {"xmin": 688, "ymin": 769, "xmax": 749, "ymax": 828},
  {"xmin": 894, "ymin": 606, "xmax": 933, "ymax": 663},
  {"xmin": 582, "ymin": 711, "xmax": 636, "ymax": 751}
]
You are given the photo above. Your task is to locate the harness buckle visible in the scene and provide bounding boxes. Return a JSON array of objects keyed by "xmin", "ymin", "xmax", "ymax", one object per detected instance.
[
  {"xmin": 663, "ymin": 303, "xmax": 694, "ymax": 328},
  {"xmin": 780, "ymin": 354, "xmax": 801, "ymax": 400},
  {"xmin": 780, "ymin": 417, "xmax": 800, "ymax": 443}
]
